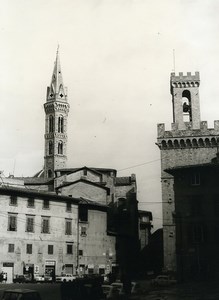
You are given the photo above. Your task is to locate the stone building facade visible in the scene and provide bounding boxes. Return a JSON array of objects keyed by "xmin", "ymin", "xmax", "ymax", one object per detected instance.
[
  {"xmin": 166, "ymin": 160, "xmax": 219, "ymax": 280},
  {"xmin": 157, "ymin": 72, "xmax": 219, "ymax": 274},
  {"xmin": 0, "ymin": 183, "xmax": 114, "ymax": 283}
]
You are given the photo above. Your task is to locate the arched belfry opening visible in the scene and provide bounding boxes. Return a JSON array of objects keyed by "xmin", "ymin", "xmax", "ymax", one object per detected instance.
[
  {"xmin": 170, "ymin": 72, "xmax": 200, "ymax": 130},
  {"xmin": 182, "ymin": 90, "xmax": 192, "ymax": 122}
]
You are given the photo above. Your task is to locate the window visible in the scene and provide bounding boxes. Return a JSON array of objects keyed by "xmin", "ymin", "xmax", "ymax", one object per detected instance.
[
  {"xmin": 43, "ymin": 199, "xmax": 50, "ymax": 209},
  {"xmin": 48, "ymin": 169, "xmax": 53, "ymax": 178},
  {"xmin": 48, "ymin": 245, "xmax": 54, "ymax": 255},
  {"xmin": 188, "ymin": 224, "xmax": 207, "ymax": 245},
  {"xmin": 41, "ymin": 217, "xmax": 50, "ymax": 234},
  {"xmin": 8, "ymin": 214, "xmax": 17, "ymax": 231},
  {"xmin": 49, "ymin": 115, "xmax": 54, "ymax": 133},
  {"xmin": 26, "ymin": 215, "xmax": 34, "ymax": 232},
  {"xmin": 88, "ymin": 268, "xmax": 94, "ymax": 275},
  {"xmin": 81, "ymin": 226, "xmax": 87, "ymax": 236},
  {"xmin": 99, "ymin": 268, "xmax": 105, "ymax": 275},
  {"xmin": 26, "ymin": 244, "xmax": 32, "ymax": 254},
  {"xmin": 58, "ymin": 141, "xmax": 63, "ymax": 154},
  {"xmin": 65, "ymin": 219, "xmax": 72, "ymax": 235},
  {"xmin": 182, "ymin": 90, "xmax": 192, "ymax": 122},
  {"xmin": 58, "ymin": 116, "xmax": 64, "ymax": 133},
  {"xmin": 10, "ymin": 195, "xmax": 17, "ymax": 206},
  {"xmin": 78, "ymin": 249, "xmax": 83, "ymax": 256},
  {"xmin": 191, "ymin": 173, "xmax": 200, "ymax": 186},
  {"xmin": 142, "ymin": 216, "xmax": 149, "ymax": 223},
  {"xmin": 49, "ymin": 141, "xmax": 53, "ymax": 155},
  {"xmin": 8, "ymin": 244, "xmax": 14, "ymax": 253},
  {"xmin": 83, "ymin": 169, "xmax": 87, "ymax": 176},
  {"xmin": 27, "ymin": 197, "xmax": 34, "ymax": 208},
  {"xmin": 79, "ymin": 206, "xmax": 88, "ymax": 222},
  {"xmin": 66, "ymin": 202, "xmax": 71, "ymax": 212},
  {"xmin": 67, "ymin": 244, "xmax": 73, "ymax": 254}
]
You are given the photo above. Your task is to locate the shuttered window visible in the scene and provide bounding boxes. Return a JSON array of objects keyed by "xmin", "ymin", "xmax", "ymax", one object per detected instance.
[
  {"xmin": 8, "ymin": 214, "xmax": 17, "ymax": 231},
  {"xmin": 42, "ymin": 217, "xmax": 50, "ymax": 233},
  {"xmin": 26, "ymin": 244, "xmax": 32, "ymax": 254},
  {"xmin": 26, "ymin": 216, "xmax": 34, "ymax": 232}
]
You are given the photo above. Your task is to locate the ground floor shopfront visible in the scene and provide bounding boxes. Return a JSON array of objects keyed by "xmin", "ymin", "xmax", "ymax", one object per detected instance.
[{"xmin": 0, "ymin": 260, "xmax": 119, "ymax": 283}]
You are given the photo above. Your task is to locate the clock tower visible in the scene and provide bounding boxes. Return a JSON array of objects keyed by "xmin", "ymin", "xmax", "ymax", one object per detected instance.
[{"xmin": 44, "ymin": 48, "xmax": 70, "ymax": 178}]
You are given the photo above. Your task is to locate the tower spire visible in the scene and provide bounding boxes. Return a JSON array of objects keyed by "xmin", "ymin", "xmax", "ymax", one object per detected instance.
[
  {"xmin": 44, "ymin": 48, "xmax": 70, "ymax": 179},
  {"xmin": 47, "ymin": 47, "xmax": 67, "ymax": 102}
]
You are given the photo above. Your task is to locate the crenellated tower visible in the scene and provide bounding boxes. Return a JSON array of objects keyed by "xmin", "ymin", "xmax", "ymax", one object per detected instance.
[
  {"xmin": 157, "ymin": 72, "xmax": 219, "ymax": 276},
  {"xmin": 171, "ymin": 72, "xmax": 200, "ymax": 129},
  {"xmin": 44, "ymin": 48, "xmax": 70, "ymax": 179}
]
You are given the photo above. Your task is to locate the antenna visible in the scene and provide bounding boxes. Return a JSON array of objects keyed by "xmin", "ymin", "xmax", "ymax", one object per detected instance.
[
  {"xmin": 173, "ymin": 49, "xmax": 176, "ymax": 72},
  {"xmin": 13, "ymin": 159, "xmax": 16, "ymax": 176}
]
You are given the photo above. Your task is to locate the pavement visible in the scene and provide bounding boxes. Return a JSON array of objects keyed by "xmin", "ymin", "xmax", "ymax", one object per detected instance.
[{"xmin": 130, "ymin": 278, "xmax": 219, "ymax": 300}]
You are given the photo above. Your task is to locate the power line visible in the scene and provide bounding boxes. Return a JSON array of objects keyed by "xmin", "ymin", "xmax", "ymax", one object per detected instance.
[{"xmin": 118, "ymin": 158, "xmax": 161, "ymax": 172}]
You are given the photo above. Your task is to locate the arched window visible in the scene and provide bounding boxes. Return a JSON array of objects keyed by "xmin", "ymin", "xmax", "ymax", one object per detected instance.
[
  {"xmin": 161, "ymin": 140, "xmax": 167, "ymax": 149},
  {"xmin": 198, "ymin": 138, "xmax": 204, "ymax": 147},
  {"xmin": 192, "ymin": 139, "xmax": 198, "ymax": 147},
  {"xmin": 182, "ymin": 90, "xmax": 192, "ymax": 122},
  {"xmin": 49, "ymin": 115, "xmax": 54, "ymax": 133},
  {"xmin": 49, "ymin": 141, "xmax": 53, "ymax": 155},
  {"xmin": 167, "ymin": 140, "xmax": 173, "ymax": 148},
  {"xmin": 58, "ymin": 116, "xmax": 64, "ymax": 133},
  {"xmin": 205, "ymin": 138, "xmax": 210, "ymax": 147},
  {"xmin": 48, "ymin": 169, "xmax": 53, "ymax": 178},
  {"xmin": 180, "ymin": 139, "xmax": 186, "ymax": 148},
  {"xmin": 211, "ymin": 138, "xmax": 217, "ymax": 146},
  {"xmin": 174, "ymin": 140, "xmax": 179, "ymax": 148},
  {"xmin": 58, "ymin": 141, "xmax": 63, "ymax": 154},
  {"xmin": 186, "ymin": 139, "xmax": 192, "ymax": 147}
]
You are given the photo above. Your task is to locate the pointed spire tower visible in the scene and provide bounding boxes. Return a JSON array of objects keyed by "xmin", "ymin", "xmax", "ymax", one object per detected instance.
[{"xmin": 44, "ymin": 47, "xmax": 70, "ymax": 179}]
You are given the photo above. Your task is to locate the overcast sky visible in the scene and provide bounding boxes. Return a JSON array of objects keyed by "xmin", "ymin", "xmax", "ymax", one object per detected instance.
[{"xmin": 0, "ymin": 0, "xmax": 219, "ymax": 230}]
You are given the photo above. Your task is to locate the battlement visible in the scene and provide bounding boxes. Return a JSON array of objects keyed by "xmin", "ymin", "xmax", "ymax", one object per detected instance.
[
  {"xmin": 171, "ymin": 72, "xmax": 200, "ymax": 88},
  {"xmin": 157, "ymin": 120, "xmax": 219, "ymax": 139},
  {"xmin": 171, "ymin": 71, "xmax": 200, "ymax": 82}
]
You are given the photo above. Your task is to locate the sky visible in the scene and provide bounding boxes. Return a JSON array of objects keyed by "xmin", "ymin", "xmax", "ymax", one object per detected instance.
[{"xmin": 0, "ymin": 0, "xmax": 219, "ymax": 230}]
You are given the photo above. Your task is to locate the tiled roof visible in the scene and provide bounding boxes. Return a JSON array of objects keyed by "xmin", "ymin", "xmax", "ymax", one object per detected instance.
[
  {"xmin": 165, "ymin": 161, "xmax": 219, "ymax": 174},
  {"xmin": 56, "ymin": 179, "xmax": 110, "ymax": 195},
  {"xmin": 55, "ymin": 166, "xmax": 117, "ymax": 175},
  {"xmin": 23, "ymin": 177, "xmax": 53, "ymax": 185}
]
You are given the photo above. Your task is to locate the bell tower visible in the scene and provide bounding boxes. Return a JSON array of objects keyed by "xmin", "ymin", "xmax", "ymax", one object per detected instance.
[
  {"xmin": 171, "ymin": 72, "xmax": 200, "ymax": 130},
  {"xmin": 44, "ymin": 48, "xmax": 70, "ymax": 179}
]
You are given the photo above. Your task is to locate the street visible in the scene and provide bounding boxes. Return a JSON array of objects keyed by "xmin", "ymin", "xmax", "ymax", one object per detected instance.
[{"xmin": 0, "ymin": 279, "xmax": 219, "ymax": 300}]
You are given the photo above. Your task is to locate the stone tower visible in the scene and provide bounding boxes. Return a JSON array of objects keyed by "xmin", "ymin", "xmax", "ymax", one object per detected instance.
[
  {"xmin": 157, "ymin": 72, "xmax": 219, "ymax": 275},
  {"xmin": 171, "ymin": 72, "xmax": 200, "ymax": 129},
  {"xmin": 44, "ymin": 48, "xmax": 70, "ymax": 179}
]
